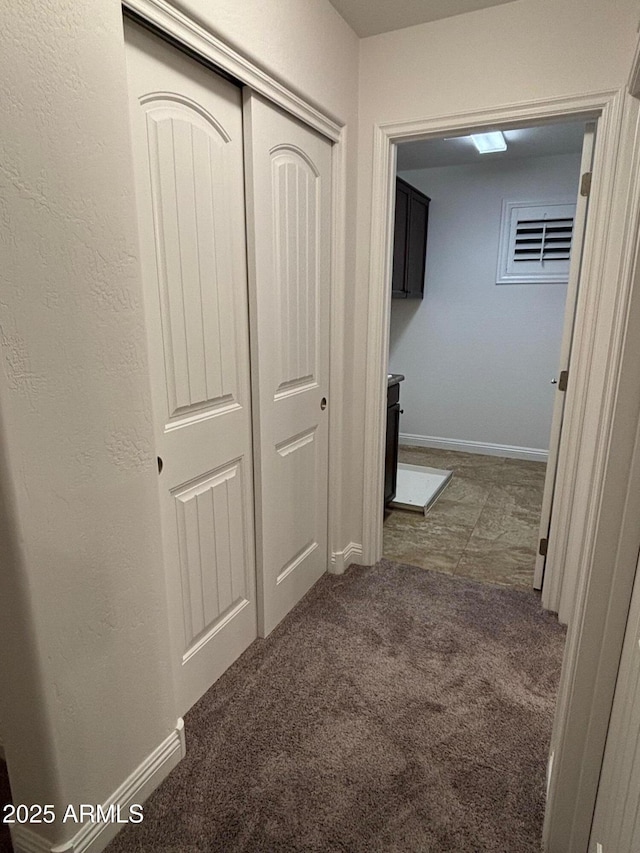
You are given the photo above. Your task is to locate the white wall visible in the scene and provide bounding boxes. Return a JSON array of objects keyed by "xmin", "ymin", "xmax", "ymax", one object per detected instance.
[
  {"xmin": 390, "ymin": 152, "xmax": 581, "ymax": 456},
  {"xmin": 352, "ymin": 0, "xmax": 640, "ymax": 544},
  {"xmin": 178, "ymin": 0, "xmax": 358, "ymax": 122},
  {"xmin": 0, "ymin": 0, "xmax": 358, "ymax": 848}
]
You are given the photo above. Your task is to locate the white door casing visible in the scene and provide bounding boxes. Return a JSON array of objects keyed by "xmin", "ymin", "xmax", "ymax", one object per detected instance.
[
  {"xmin": 534, "ymin": 122, "xmax": 596, "ymax": 593},
  {"xmin": 244, "ymin": 92, "xmax": 332, "ymax": 637},
  {"xmin": 125, "ymin": 21, "xmax": 257, "ymax": 715},
  {"xmin": 589, "ymin": 547, "xmax": 640, "ymax": 852}
]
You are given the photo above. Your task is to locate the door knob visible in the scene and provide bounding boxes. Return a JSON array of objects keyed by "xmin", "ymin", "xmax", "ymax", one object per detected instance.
[
  {"xmin": 550, "ymin": 378, "xmax": 558, "ymax": 385},
  {"xmin": 320, "ymin": 397, "xmax": 327, "ymax": 410}
]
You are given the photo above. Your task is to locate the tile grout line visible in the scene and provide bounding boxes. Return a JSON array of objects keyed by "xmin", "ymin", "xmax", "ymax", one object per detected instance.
[
  {"xmin": 451, "ymin": 479, "xmax": 494, "ymax": 576},
  {"xmin": 392, "ymin": 448, "xmax": 546, "ymax": 585}
]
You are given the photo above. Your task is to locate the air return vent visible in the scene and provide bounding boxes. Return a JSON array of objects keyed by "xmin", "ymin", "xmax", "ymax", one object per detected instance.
[
  {"xmin": 497, "ymin": 200, "xmax": 576, "ymax": 284},
  {"xmin": 514, "ymin": 217, "xmax": 574, "ymax": 262}
]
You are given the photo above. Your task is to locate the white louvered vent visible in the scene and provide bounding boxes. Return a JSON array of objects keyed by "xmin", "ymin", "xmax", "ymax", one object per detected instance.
[
  {"xmin": 514, "ymin": 217, "xmax": 574, "ymax": 262},
  {"xmin": 497, "ymin": 200, "xmax": 577, "ymax": 284}
]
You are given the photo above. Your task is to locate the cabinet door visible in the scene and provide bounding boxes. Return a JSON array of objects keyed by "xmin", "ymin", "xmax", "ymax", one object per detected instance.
[
  {"xmin": 384, "ymin": 401, "xmax": 401, "ymax": 505},
  {"xmin": 384, "ymin": 384, "xmax": 400, "ymax": 506},
  {"xmin": 406, "ymin": 192, "xmax": 429, "ymax": 298},
  {"xmin": 392, "ymin": 182, "xmax": 410, "ymax": 298}
]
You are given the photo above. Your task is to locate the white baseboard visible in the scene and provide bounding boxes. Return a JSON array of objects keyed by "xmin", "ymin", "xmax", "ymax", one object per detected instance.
[
  {"xmin": 10, "ymin": 825, "xmax": 50, "ymax": 853},
  {"xmin": 329, "ymin": 542, "xmax": 363, "ymax": 574},
  {"xmin": 399, "ymin": 433, "xmax": 549, "ymax": 463},
  {"xmin": 12, "ymin": 719, "xmax": 186, "ymax": 853}
]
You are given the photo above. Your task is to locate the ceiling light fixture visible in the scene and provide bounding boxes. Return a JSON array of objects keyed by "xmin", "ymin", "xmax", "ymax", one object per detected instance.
[{"xmin": 470, "ymin": 131, "xmax": 507, "ymax": 154}]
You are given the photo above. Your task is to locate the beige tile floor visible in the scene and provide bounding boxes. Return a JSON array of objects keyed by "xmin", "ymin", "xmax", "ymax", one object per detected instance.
[{"xmin": 383, "ymin": 446, "xmax": 546, "ymax": 590}]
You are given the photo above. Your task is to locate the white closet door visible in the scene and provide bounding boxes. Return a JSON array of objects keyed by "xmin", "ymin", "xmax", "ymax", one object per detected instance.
[
  {"xmin": 125, "ymin": 21, "xmax": 257, "ymax": 715},
  {"xmin": 244, "ymin": 92, "xmax": 332, "ymax": 637}
]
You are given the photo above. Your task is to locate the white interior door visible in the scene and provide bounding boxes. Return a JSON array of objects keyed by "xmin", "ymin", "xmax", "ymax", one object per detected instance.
[
  {"xmin": 534, "ymin": 122, "xmax": 596, "ymax": 591},
  {"xmin": 244, "ymin": 92, "xmax": 332, "ymax": 637},
  {"xmin": 125, "ymin": 21, "xmax": 257, "ymax": 715}
]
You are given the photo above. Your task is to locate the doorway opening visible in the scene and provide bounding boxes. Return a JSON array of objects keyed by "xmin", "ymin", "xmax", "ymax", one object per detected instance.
[
  {"xmin": 378, "ymin": 117, "xmax": 596, "ymax": 608},
  {"xmin": 377, "ymin": 117, "xmax": 594, "ymax": 852}
]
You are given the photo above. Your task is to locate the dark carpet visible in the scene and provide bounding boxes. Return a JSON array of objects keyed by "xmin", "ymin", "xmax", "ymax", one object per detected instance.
[{"xmin": 106, "ymin": 560, "xmax": 565, "ymax": 853}]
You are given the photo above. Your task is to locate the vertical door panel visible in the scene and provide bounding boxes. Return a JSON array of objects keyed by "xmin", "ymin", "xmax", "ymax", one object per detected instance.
[
  {"xmin": 272, "ymin": 150, "xmax": 319, "ymax": 395},
  {"xmin": 392, "ymin": 182, "xmax": 409, "ymax": 297},
  {"xmin": 536, "ymin": 123, "xmax": 596, "ymax": 597},
  {"xmin": 125, "ymin": 20, "xmax": 257, "ymax": 715},
  {"xmin": 406, "ymin": 193, "xmax": 429, "ymax": 297},
  {"xmin": 244, "ymin": 93, "xmax": 331, "ymax": 637}
]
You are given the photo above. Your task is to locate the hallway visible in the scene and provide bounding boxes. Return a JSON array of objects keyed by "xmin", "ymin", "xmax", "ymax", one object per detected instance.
[{"xmin": 101, "ymin": 560, "xmax": 564, "ymax": 853}]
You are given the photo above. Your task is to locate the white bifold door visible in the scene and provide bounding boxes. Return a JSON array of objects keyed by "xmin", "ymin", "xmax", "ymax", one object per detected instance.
[
  {"xmin": 125, "ymin": 22, "xmax": 257, "ymax": 715},
  {"xmin": 244, "ymin": 94, "xmax": 332, "ymax": 638},
  {"xmin": 125, "ymin": 23, "xmax": 332, "ymax": 712}
]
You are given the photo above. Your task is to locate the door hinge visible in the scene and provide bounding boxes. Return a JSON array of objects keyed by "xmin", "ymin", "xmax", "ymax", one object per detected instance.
[
  {"xmin": 580, "ymin": 171, "xmax": 592, "ymax": 197},
  {"xmin": 558, "ymin": 369, "xmax": 569, "ymax": 392},
  {"xmin": 539, "ymin": 537, "xmax": 549, "ymax": 557}
]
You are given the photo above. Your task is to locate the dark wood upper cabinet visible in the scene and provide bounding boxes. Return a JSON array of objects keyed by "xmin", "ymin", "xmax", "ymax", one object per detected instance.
[
  {"xmin": 392, "ymin": 181, "xmax": 410, "ymax": 298},
  {"xmin": 391, "ymin": 177, "xmax": 430, "ymax": 299}
]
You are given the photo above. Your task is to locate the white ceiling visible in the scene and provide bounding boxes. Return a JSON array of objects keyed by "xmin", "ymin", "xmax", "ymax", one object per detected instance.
[
  {"xmin": 396, "ymin": 122, "xmax": 586, "ymax": 171},
  {"xmin": 328, "ymin": 0, "xmax": 520, "ymax": 37}
]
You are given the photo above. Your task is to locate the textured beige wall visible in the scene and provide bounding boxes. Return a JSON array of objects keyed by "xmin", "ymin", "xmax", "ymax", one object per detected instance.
[
  {"xmin": 179, "ymin": 0, "xmax": 358, "ymax": 121},
  {"xmin": 0, "ymin": 1, "xmax": 178, "ymax": 843}
]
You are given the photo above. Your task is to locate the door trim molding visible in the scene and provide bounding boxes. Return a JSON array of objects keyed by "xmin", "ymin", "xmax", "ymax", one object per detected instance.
[
  {"xmin": 629, "ymin": 31, "xmax": 640, "ymax": 100},
  {"xmin": 122, "ymin": 0, "xmax": 342, "ymax": 142},
  {"xmin": 327, "ymin": 129, "xmax": 348, "ymax": 577},
  {"xmin": 545, "ymin": 92, "xmax": 640, "ymax": 853},
  {"xmin": 361, "ymin": 90, "xmax": 629, "ymax": 608},
  {"xmin": 361, "ymin": 88, "xmax": 640, "ymax": 853},
  {"xmin": 121, "ymin": 0, "xmax": 347, "ymax": 580},
  {"xmin": 330, "ymin": 541, "xmax": 363, "ymax": 575}
]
